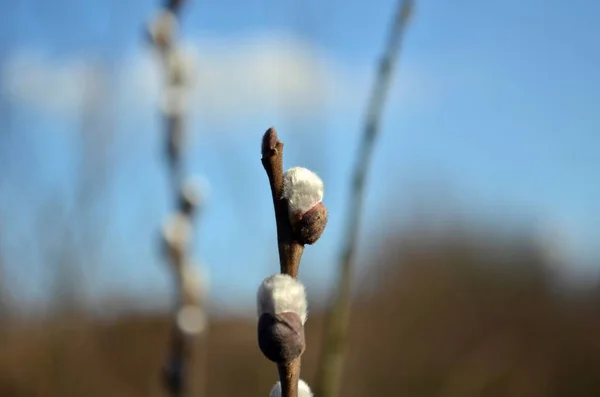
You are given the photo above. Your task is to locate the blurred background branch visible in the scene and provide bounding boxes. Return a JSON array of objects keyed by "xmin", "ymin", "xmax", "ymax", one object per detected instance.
[
  {"xmin": 314, "ymin": 2, "xmax": 414, "ymax": 396},
  {"xmin": 147, "ymin": 1, "xmax": 210, "ymax": 396}
]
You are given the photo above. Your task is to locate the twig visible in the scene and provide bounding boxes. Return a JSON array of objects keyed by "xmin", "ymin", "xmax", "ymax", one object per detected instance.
[
  {"xmin": 165, "ymin": 0, "xmax": 186, "ymax": 14},
  {"xmin": 146, "ymin": 2, "xmax": 209, "ymax": 396},
  {"xmin": 314, "ymin": 2, "xmax": 414, "ymax": 397},
  {"xmin": 261, "ymin": 128, "xmax": 303, "ymax": 397},
  {"xmin": 261, "ymin": 128, "xmax": 305, "ymax": 277},
  {"xmin": 259, "ymin": 127, "xmax": 328, "ymax": 397}
]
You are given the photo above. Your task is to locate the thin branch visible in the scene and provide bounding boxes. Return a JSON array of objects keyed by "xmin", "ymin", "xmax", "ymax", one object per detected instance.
[
  {"xmin": 277, "ymin": 360, "xmax": 302, "ymax": 397},
  {"xmin": 165, "ymin": 0, "xmax": 186, "ymax": 13},
  {"xmin": 261, "ymin": 127, "xmax": 305, "ymax": 278},
  {"xmin": 314, "ymin": 2, "xmax": 414, "ymax": 397},
  {"xmin": 260, "ymin": 127, "xmax": 306, "ymax": 397},
  {"xmin": 147, "ymin": 2, "xmax": 209, "ymax": 396}
]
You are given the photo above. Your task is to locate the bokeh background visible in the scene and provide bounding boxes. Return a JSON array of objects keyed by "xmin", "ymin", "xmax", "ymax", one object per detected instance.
[{"xmin": 1, "ymin": 0, "xmax": 600, "ymax": 396}]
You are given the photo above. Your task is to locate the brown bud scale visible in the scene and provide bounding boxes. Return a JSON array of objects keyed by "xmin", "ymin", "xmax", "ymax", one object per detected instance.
[
  {"xmin": 258, "ymin": 312, "xmax": 305, "ymax": 363},
  {"xmin": 293, "ymin": 202, "xmax": 328, "ymax": 245}
]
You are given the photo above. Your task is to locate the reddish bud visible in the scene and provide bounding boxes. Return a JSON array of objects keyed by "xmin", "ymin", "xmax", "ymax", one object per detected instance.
[{"xmin": 258, "ymin": 312, "xmax": 305, "ymax": 363}]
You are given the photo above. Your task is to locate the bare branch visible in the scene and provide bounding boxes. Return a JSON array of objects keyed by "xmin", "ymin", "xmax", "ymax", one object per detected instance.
[
  {"xmin": 314, "ymin": 1, "xmax": 415, "ymax": 397},
  {"xmin": 260, "ymin": 128, "xmax": 326, "ymax": 397},
  {"xmin": 277, "ymin": 360, "xmax": 302, "ymax": 397},
  {"xmin": 261, "ymin": 127, "xmax": 305, "ymax": 278},
  {"xmin": 147, "ymin": 1, "xmax": 209, "ymax": 396}
]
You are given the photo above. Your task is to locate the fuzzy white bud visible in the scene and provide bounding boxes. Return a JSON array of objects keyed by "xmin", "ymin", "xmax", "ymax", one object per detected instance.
[
  {"xmin": 176, "ymin": 304, "xmax": 207, "ymax": 335},
  {"xmin": 162, "ymin": 213, "xmax": 192, "ymax": 252},
  {"xmin": 181, "ymin": 176, "xmax": 209, "ymax": 207},
  {"xmin": 257, "ymin": 274, "xmax": 307, "ymax": 324},
  {"xmin": 270, "ymin": 379, "xmax": 313, "ymax": 397},
  {"xmin": 282, "ymin": 167, "xmax": 324, "ymax": 217}
]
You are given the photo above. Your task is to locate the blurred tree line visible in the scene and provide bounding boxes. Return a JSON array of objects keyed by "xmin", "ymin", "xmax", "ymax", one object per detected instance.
[{"xmin": 1, "ymin": 218, "xmax": 600, "ymax": 397}]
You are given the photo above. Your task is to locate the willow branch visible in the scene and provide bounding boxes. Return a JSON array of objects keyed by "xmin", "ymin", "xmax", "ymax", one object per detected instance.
[
  {"xmin": 260, "ymin": 127, "xmax": 305, "ymax": 397},
  {"xmin": 147, "ymin": 2, "xmax": 208, "ymax": 396},
  {"xmin": 261, "ymin": 127, "xmax": 305, "ymax": 278},
  {"xmin": 314, "ymin": 2, "xmax": 414, "ymax": 397}
]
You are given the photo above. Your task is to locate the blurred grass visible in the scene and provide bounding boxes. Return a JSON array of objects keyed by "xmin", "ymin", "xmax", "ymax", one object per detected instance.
[{"xmin": 1, "ymin": 224, "xmax": 600, "ymax": 397}]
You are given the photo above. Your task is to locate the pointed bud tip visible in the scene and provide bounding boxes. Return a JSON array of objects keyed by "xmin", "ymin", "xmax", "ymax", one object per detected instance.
[{"xmin": 262, "ymin": 127, "xmax": 279, "ymax": 155}]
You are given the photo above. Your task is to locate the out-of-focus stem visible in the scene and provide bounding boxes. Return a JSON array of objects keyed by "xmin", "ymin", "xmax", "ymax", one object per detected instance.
[
  {"xmin": 314, "ymin": 2, "xmax": 414, "ymax": 397},
  {"xmin": 147, "ymin": 2, "xmax": 209, "ymax": 396}
]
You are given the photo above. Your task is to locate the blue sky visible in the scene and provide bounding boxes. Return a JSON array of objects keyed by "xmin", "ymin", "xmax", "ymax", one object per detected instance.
[{"xmin": 0, "ymin": 0, "xmax": 599, "ymax": 315}]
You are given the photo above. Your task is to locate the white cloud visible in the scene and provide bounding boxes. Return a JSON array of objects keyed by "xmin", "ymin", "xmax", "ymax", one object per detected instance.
[
  {"xmin": 2, "ymin": 31, "xmax": 430, "ymax": 123},
  {"xmin": 3, "ymin": 51, "xmax": 109, "ymax": 118}
]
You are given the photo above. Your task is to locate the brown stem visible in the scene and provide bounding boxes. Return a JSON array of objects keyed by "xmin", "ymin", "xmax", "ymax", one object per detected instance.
[
  {"xmin": 151, "ymin": 2, "xmax": 209, "ymax": 396},
  {"xmin": 261, "ymin": 128, "xmax": 305, "ymax": 276},
  {"xmin": 277, "ymin": 359, "xmax": 301, "ymax": 397},
  {"xmin": 314, "ymin": 1, "xmax": 414, "ymax": 397},
  {"xmin": 261, "ymin": 127, "xmax": 305, "ymax": 396}
]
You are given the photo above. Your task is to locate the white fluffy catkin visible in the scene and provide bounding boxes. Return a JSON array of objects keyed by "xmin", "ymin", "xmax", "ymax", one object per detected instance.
[
  {"xmin": 282, "ymin": 167, "xmax": 324, "ymax": 216},
  {"xmin": 162, "ymin": 213, "xmax": 192, "ymax": 251},
  {"xmin": 176, "ymin": 304, "xmax": 206, "ymax": 335},
  {"xmin": 181, "ymin": 175, "xmax": 209, "ymax": 207},
  {"xmin": 257, "ymin": 274, "xmax": 307, "ymax": 324},
  {"xmin": 270, "ymin": 379, "xmax": 313, "ymax": 397}
]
